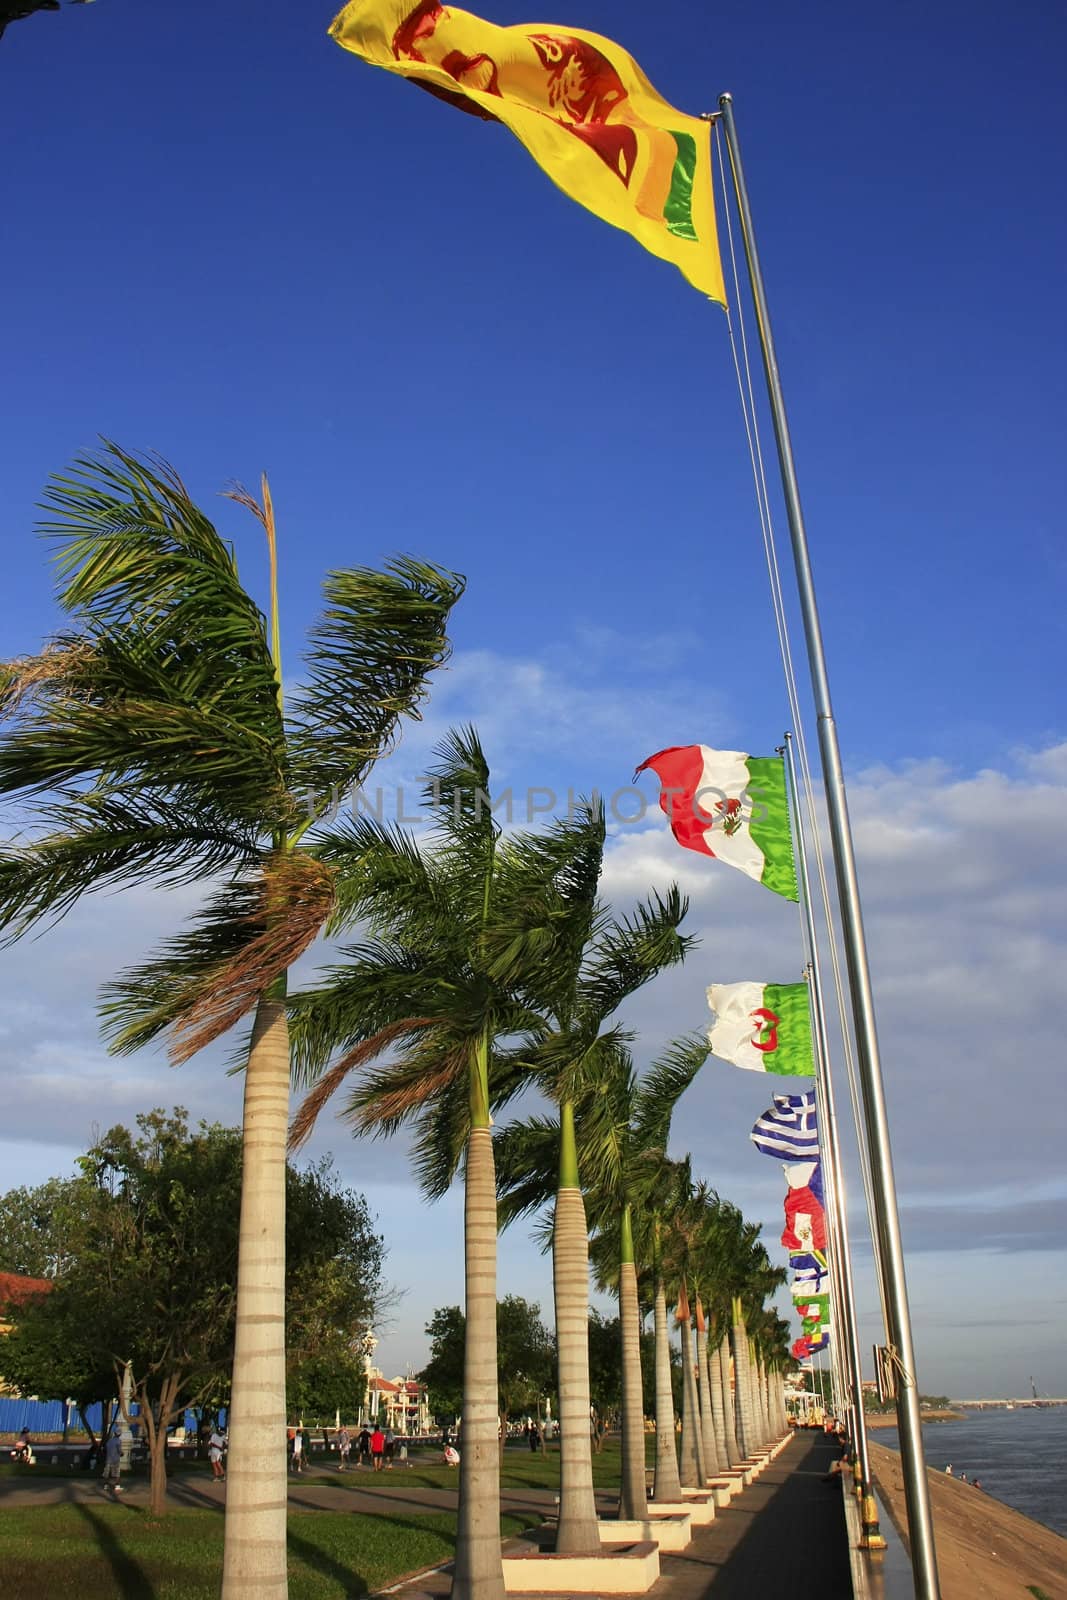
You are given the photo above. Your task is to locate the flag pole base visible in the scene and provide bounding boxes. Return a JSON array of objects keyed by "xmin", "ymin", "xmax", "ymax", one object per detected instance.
[{"xmin": 860, "ymin": 1494, "xmax": 887, "ymax": 1551}]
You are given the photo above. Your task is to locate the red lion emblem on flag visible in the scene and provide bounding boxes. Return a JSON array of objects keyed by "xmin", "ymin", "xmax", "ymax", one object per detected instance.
[{"xmin": 390, "ymin": 3, "xmax": 638, "ymax": 185}]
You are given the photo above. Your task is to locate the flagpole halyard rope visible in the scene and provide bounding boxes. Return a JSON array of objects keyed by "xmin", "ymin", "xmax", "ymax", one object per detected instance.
[{"xmin": 714, "ymin": 126, "xmax": 889, "ymax": 1333}]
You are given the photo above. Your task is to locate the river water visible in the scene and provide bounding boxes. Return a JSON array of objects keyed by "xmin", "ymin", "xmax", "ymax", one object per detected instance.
[{"xmin": 874, "ymin": 1407, "xmax": 1067, "ymax": 1537}]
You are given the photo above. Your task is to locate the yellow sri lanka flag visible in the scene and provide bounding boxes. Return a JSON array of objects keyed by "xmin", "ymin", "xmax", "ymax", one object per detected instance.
[{"xmin": 329, "ymin": 0, "xmax": 726, "ymax": 304}]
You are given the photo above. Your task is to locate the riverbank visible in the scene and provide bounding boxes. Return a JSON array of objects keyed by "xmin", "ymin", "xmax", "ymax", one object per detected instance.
[
  {"xmin": 865, "ymin": 1409, "xmax": 963, "ymax": 1428},
  {"xmin": 869, "ymin": 1439, "xmax": 1066, "ymax": 1600}
]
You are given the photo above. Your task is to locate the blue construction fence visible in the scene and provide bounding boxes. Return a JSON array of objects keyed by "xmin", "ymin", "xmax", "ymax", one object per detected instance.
[{"xmin": 0, "ymin": 1396, "xmax": 217, "ymax": 1437}]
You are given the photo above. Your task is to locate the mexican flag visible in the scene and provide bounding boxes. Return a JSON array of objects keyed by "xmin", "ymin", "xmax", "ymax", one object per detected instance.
[
  {"xmin": 635, "ymin": 745, "xmax": 797, "ymax": 900},
  {"xmin": 707, "ymin": 980, "xmax": 815, "ymax": 1076}
]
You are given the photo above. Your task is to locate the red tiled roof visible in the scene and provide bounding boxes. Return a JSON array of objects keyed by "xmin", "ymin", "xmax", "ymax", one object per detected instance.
[{"xmin": 0, "ymin": 1272, "xmax": 52, "ymax": 1308}]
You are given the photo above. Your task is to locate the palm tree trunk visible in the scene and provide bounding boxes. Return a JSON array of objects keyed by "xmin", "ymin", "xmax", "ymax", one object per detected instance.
[
  {"xmin": 695, "ymin": 1320, "xmax": 720, "ymax": 1478},
  {"xmin": 617, "ymin": 1206, "xmax": 647, "ymax": 1520},
  {"xmin": 678, "ymin": 1310, "xmax": 704, "ymax": 1488},
  {"xmin": 749, "ymin": 1341, "xmax": 766, "ymax": 1452},
  {"xmin": 717, "ymin": 1333, "xmax": 740, "ymax": 1467},
  {"xmin": 453, "ymin": 1125, "xmax": 506, "ymax": 1600},
  {"xmin": 707, "ymin": 1335, "xmax": 728, "ymax": 1470},
  {"xmin": 553, "ymin": 1104, "xmax": 600, "ymax": 1552},
  {"xmin": 730, "ymin": 1304, "xmax": 754, "ymax": 1460},
  {"xmin": 222, "ymin": 994, "xmax": 291, "ymax": 1600},
  {"xmin": 652, "ymin": 1278, "xmax": 681, "ymax": 1503},
  {"xmin": 757, "ymin": 1357, "xmax": 771, "ymax": 1443}
]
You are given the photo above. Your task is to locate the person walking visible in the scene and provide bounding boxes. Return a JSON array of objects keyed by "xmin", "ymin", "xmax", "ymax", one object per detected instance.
[
  {"xmin": 290, "ymin": 1426, "xmax": 304, "ymax": 1475},
  {"xmin": 208, "ymin": 1425, "xmax": 227, "ymax": 1481},
  {"xmin": 102, "ymin": 1427, "xmax": 124, "ymax": 1496},
  {"xmin": 383, "ymin": 1427, "xmax": 395, "ymax": 1469},
  {"xmin": 357, "ymin": 1424, "xmax": 371, "ymax": 1467},
  {"xmin": 337, "ymin": 1426, "xmax": 351, "ymax": 1471},
  {"xmin": 370, "ymin": 1424, "xmax": 385, "ymax": 1472}
]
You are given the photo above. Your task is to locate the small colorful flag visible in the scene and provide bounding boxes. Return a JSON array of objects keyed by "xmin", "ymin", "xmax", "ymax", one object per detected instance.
[
  {"xmin": 791, "ymin": 1263, "xmax": 829, "ymax": 1296},
  {"xmin": 792, "ymin": 1330, "xmax": 829, "ymax": 1361},
  {"xmin": 330, "ymin": 0, "xmax": 726, "ymax": 302},
  {"xmin": 708, "ymin": 982, "xmax": 814, "ymax": 1076},
  {"xmin": 794, "ymin": 1292, "xmax": 831, "ymax": 1337},
  {"xmin": 635, "ymin": 745, "xmax": 797, "ymax": 899},
  {"xmin": 781, "ymin": 1184, "xmax": 826, "ymax": 1255},
  {"xmin": 750, "ymin": 1089, "xmax": 819, "ymax": 1156}
]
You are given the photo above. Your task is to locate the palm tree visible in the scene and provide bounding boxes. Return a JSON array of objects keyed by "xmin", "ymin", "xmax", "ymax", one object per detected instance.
[
  {"xmin": 496, "ymin": 1029, "xmax": 705, "ymax": 1531},
  {"xmin": 287, "ymin": 728, "xmax": 579, "ymax": 1600},
  {"xmin": 0, "ymin": 445, "xmax": 463, "ymax": 1598},
  {"xmin": 492, "ymin": 816, "xmax": 693, "ymax": 1550}
]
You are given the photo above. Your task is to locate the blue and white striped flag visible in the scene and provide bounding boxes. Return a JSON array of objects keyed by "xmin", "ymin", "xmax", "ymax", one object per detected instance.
[{"xmin": 750, "ymin": 1091, "xmax": 819, "ymax": 1162}]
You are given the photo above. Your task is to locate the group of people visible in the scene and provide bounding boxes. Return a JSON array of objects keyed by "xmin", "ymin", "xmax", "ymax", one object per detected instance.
[
  {"xmin": 295, "ymin": 1423, "xmax": 406, "ymax": 1472},
  {"xmin": 944, "ymin": 1464, "xmax": 982, "ymax": 1488}
]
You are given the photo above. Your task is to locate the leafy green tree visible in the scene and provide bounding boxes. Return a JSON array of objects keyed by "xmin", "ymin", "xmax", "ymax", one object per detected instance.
[
  {"xmin": 0, "ymin": 446, "xmax": 461, "ymax": 1597},
  {"xmin": 420, "ymin": 1306, "xmax": 466, "ymax": 1423},
  {"xmin": 418, "ymin": 1299, "xmax": 555, "ymax": 1444},
  {"xmin": 586, "ymin": 1309, "xmax": 622, "ymax": 1428},
  {"xmin": 496, "ymin": 1296, "xmax": 555, "ymax": 1448},
  {"xmin": 0, "ymin": 1109, "xmax": 386, "ymax": 1514},
  {"xmin": 0, "ymin": 1277, "xmax": 115, "ymax": 1448},
  {"xmin": 0, "ymin": 1177, "xmax": 83, "ymax": 1279}
]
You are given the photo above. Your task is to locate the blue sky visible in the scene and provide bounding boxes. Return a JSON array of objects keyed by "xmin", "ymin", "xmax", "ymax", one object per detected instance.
[{"xmin": 1, "ymin": 0, "xmax": 1065, "ymax": 1399}]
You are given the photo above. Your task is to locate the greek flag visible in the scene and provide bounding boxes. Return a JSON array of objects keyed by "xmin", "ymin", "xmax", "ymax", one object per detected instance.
[{"xmin": 751, "ymin": 1091, "xmax": 818, "ymax": 1162}]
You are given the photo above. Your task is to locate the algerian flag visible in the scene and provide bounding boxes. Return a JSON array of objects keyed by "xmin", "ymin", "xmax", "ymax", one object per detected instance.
[
  {"xmin": 635, "ymin": 745, "xmax": 797, "ymax": 901},
  {"xmin": 707, "ymin": 981, "xmax": 815, "ymax": 1076}
]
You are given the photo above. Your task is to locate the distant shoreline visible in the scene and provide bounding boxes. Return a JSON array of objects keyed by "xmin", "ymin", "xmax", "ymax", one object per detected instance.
[{"xmin": 865, "ymin": 1409, "xmax": 962, "ymax": 1428}]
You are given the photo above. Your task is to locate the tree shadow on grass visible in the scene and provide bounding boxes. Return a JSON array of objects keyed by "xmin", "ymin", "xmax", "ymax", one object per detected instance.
[
  {"xmin": 72, "ymin": 1502, "xmax": 157, "ymax": 1600},
  {"xmin": 287, "ymin": 1513, "xmax": 459, "ymax": 1598}
]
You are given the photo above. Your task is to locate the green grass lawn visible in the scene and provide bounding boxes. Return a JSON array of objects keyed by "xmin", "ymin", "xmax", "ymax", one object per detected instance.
[
  {"xmin": 292, "ymin": 1435, "xmax": 652, "ymax": 1492},
  {"xmin": 0, "ymin": 1504, "xmax": 531, "ymax": 1599},
  {"xmin": 0, "ymin": 1435, "xmax": 655, "ymax": 1494}
]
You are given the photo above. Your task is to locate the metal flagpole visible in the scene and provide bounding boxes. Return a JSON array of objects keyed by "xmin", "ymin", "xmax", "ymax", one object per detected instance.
[
  {"xmin": 718, "ymin": 94, "xmax": 940, "ymax": 1599},
  {"xmin": 783, "ymin": 735, "xmax": 883, "ymax": 1547}
]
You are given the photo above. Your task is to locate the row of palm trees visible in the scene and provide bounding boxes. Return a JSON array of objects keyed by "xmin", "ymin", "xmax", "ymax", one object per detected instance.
[{"xmin": 0, "ymin": 446, "xmax": 793, "ymax": 1600}]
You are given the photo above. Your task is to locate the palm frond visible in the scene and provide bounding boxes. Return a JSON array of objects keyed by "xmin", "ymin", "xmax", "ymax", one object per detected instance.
[
  {"xmin": 489, "ymin": 801, "xmax": 607, "ymax": 1013},
  {"xmin": 307, "ymin": 812, "xmax": 453, "ymax": 941},
  {"xmin": 579, "ymin": 883, "xmax": 695, "ymax": 1024},
  {"xmin": 422, "ymin": 726, "xmax": 498, "ymax": 896},
  {"xmin": 493, "ymin": 1116, "xmax": 560, "ymax": 1226},
  {"xmin": 286, "ymin": 558, "xmax": 464, "ymax": 798},
  {"xmin": 286, "ymin": 940, "xmax": 450, "ymax": 1085},
  {"xmin": 345, "ymin": 1037, "xmax": 470, "ymax": 1138},
  {"xmin": 102, "ymin": 852, "xmax": 335, "ymax": 1063},
  {"xmin": 287, "ymin": 1017, "xmax": 434, "ymax": 1152},
  {"xmin": 632, "ymin": 1033, "xmax": 709, "ymax": 1150},
  {"xmin": 2, "ymin": 445, "xmax": 288, "ymax": 821},
  {"xmin": 0, "ymin": 792, "xmax": 260, "ymax": 942}
]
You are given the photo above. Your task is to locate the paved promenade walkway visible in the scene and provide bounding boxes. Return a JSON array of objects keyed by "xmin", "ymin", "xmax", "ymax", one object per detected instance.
[
  {"xmin": 641, "ymin": 1432, "xmax": 852, "ymax": 1600},
  {"xmin": 374, "ymin": 1431, "xmax": 852, "ymax": 1599}
]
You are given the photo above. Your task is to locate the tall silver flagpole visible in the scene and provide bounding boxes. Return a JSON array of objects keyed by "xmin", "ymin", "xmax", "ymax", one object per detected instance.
[
  {"xmin": 718, "ymin": 94, "xmax": 940, "ymax": 1599},
  {"xmin": 783, "ymin": 733, "xmax": 884, "ymax": 1547}
]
